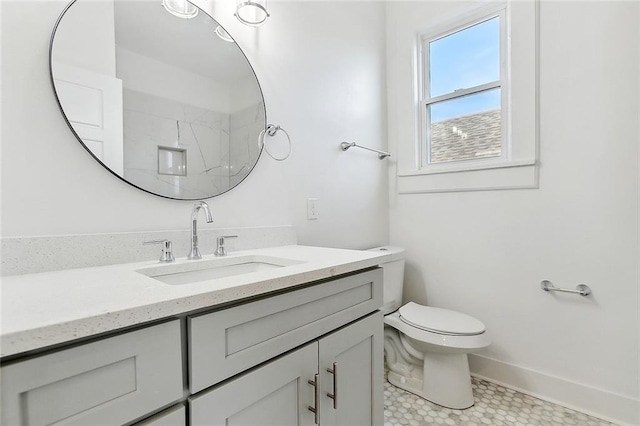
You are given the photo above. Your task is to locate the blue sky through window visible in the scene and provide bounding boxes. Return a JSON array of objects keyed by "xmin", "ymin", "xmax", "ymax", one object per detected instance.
[{"xmin": 429, "ymin": 16, "xmax": 500, "ymax": 122}]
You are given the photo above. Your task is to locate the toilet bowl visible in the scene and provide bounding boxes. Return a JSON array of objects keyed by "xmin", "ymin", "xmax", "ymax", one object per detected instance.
[{"xmin": 369, "ymin": 246, "xmax": 490, "ymax": 409}]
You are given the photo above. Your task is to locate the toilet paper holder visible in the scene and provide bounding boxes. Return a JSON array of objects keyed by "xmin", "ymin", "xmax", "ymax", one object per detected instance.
[{"xmin": 540, "ymin": 280, "xmax": 592, "ymax": 296}]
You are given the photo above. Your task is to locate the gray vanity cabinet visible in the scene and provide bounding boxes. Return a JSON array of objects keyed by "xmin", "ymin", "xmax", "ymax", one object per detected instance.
[
  {"xmin": 189, "ymin": 312, "xmax": 383, "ymax": 426},
  {"xmin": 0, "ymin": 320, "xmax": 183, "ymax": 426},
  {"xmin": 135, "ymin": 404, "xmax": 186, "ymax": 425},
  {"xmin": 1, "ymin": 268, "xmax": 383, "ymax": 426}
]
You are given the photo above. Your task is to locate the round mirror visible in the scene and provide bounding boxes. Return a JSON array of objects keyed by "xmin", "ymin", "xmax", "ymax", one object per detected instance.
[{"xmin": 50, "ymin": 0, "xmax": 266, "ymax": 200}]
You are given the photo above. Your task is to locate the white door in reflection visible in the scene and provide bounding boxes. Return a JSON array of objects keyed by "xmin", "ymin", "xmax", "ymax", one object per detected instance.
[{"xmin": 53, "ymin": 63, "xmax": 124, "ymax": 175}]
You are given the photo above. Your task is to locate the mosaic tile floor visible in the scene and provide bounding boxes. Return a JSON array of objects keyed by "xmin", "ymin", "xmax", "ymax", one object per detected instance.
[{"xmin": 383, "ymin": 375, "xmax": 615, "ymax": 426}]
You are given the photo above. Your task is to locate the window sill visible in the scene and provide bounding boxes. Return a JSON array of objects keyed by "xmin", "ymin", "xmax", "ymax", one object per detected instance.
[{"xmin": 397, "ymin": 161, "xmax": 538, "ymax": 193}]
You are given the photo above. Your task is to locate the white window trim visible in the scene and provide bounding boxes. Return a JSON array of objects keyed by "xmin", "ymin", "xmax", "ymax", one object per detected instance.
[{"xmin": 397, "ymin": 0, "xmax": 539, "ymax": 193}]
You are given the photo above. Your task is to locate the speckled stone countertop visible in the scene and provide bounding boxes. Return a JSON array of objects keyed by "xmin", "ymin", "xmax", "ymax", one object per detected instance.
[{"xmin": 1, "ymin": 245, "xmax": 391, "ymax": 358}]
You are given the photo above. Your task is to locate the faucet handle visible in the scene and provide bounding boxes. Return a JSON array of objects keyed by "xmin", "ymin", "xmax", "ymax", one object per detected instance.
[
  {"xmin": 215, "ymin": 235, "xmax": 238, "ymax": 257},
  {"xmin": 143, "ymin": 239, "xmax": 175, "ymax": 263}
]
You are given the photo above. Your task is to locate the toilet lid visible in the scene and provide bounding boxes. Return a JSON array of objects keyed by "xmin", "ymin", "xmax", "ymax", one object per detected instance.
[{"xmin": 399, "ymin": 302, "xmax": 485, "ymax": 336}]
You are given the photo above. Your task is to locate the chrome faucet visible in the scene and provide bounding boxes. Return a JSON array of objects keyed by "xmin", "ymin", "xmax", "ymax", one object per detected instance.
[{"xmin": 188, "ymin": 201, "xmax": 213, "ymax": 260}]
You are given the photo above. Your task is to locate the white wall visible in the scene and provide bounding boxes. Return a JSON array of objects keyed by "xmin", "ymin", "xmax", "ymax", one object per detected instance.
[
  {"xmin": 0, "ymin": 0, "xmax": 389, "ymax": 252},
  {"xmin": 387, "ymin": 1, "xmax": 639, "ymax": 424}
]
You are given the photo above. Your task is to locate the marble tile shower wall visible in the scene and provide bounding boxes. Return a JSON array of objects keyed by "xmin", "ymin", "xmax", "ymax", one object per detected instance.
[
  {"xmin": 229, "ymin": 102, "xmax": 265, "ymax": 188},
  {"xmin": 123, "ymin": 88, "xmax": 231, "ymax": 199},
  {"xmin": 0, "ymin": 226, "xmax": 297, "ymax": 276}
]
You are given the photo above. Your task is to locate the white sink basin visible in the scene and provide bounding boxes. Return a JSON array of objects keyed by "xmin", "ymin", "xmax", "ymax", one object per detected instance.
[{"xmin": 137, "ymin": 255, "xmax": 303, "ymax": 285}]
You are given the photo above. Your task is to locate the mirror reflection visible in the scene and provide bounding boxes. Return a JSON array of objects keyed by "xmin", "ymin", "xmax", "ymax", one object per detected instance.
[{"xmin": 50, "ymin": 0, "xmax": 266, "ymax": 199}]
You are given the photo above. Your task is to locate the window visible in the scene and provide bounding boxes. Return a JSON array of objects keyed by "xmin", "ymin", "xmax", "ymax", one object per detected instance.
[
  {"xmin": 424, "ymin": 15, "xmax": 504, "ymax": 165},
  {"xmin": 394, "ymin": 1, "xmax": 538, "ymax": 193}
]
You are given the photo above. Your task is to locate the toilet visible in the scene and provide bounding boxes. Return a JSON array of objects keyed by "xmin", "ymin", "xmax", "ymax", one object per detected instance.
[{"xmin": 370, "ymin": 246, "xmax": 490, "ymax": 409}]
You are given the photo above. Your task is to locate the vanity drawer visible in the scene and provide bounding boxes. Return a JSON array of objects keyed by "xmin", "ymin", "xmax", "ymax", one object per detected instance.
[
  {"xmin": 189, "ymin": 268, "xmax": 382, "ymax": 393},
  {"xmin": 1, "ymin": 320, "xmax": 183, "ymax": 426}
]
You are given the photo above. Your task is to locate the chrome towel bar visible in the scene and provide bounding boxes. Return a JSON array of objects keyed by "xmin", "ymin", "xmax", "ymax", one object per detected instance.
[
  {"xmin": 540, "ymin": 280, "xmax": 592, "ymax": 296},
  {"xmin": 340, "ymin": 141, "xmax": 391, "ymax": 160}
]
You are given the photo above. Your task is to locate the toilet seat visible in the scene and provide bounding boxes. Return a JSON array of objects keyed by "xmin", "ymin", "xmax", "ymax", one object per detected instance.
[
  {"xmin": 384, "ymin": 311, "xmax": 491, "ymax": 353},
  {"xmin": 399, "ymin": 302, "xmax": 485, "ymax": 336}
]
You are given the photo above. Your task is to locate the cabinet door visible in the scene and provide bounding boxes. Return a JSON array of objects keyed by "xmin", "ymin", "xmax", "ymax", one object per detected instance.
[
  {"xmin": 319, "ymin": 312, "xmax": 384, "ymax": 426},
  {"xmin": 189, "ymin": 342, "xmax": 318, "ymax": 426}
]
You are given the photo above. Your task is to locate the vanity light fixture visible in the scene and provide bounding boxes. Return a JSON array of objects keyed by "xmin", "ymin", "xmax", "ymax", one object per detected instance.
[
  {"xmin": 162, "ymin": 0, "xmax": 198, "ymax": 19},
  {"xmin": 235, "ymin": 0, "xmax": 270, "ymax": 27},
  {"xmin": 215, "ymin": 26, "xmax": 234, "ymax": 43}
]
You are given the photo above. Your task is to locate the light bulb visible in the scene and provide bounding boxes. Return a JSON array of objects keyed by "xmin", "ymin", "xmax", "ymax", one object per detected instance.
[
  {"xmin": 235, "ymin": 0, "xmax": 269, "ymax": 27},
  {"xmin": 162, "ymin": 0, "xmax": 198, "ymax": 19},
  {"xmin": 215, "ymin": 26, "xmax": 234, "ymax": 43}
]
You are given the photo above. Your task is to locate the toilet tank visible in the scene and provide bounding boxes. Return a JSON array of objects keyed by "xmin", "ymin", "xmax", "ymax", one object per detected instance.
[{"xmin": 368, "ymin": 247, "xmax": 405, "ymax": 315}]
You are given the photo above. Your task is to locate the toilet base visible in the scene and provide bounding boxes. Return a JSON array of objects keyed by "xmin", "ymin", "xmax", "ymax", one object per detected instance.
[
  {"xmin": 387, "ymin": 351, "xmax": 475, "ymax": 409},
  {"xmin": 384, "ymin": 327, "xmax": 475, "ymax": 409}
]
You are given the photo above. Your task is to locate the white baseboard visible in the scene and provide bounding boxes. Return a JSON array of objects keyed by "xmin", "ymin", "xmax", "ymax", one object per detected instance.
[{"xmin": 468, "ymin": 354, "xmax": 640, "ymax": 426}]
